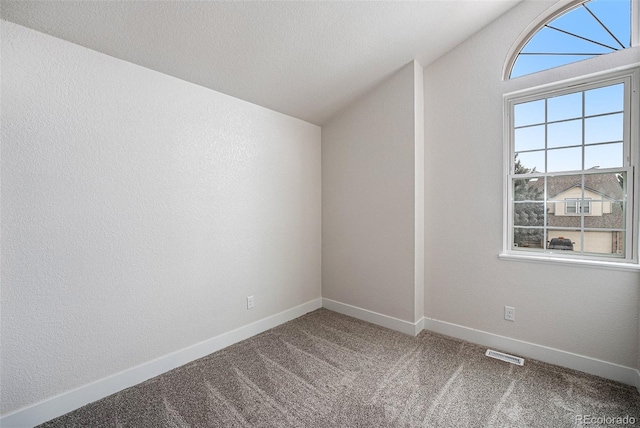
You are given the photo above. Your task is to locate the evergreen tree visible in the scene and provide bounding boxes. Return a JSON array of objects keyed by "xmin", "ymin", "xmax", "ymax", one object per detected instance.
[{"xmin": 513, "ymin": 155, "xmax": 544, "ymax": 247}]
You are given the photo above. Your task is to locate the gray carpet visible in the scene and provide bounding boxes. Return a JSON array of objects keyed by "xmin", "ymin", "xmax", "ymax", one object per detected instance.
[{"xmin": 39, "ymin": 309, "xmax": 640, "ymax": 427}]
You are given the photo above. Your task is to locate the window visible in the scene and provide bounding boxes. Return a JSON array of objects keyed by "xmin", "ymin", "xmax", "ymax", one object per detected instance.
[
  {"xmin": 504, "ymin": 69, "xmax": 639, "ymax": 265},
  {"xmin": 506, "ymin": 0, "xmax": 638, "ymax": 79},
  {"xmin": 565, "ymin": 198, "xmax": 591, "ymax": 214}
]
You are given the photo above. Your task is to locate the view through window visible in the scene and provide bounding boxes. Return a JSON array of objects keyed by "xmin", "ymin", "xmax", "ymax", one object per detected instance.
[
  {"xmin": 507, "ymin": 75, "xmax": 634, "ymax": 260},
  {"xmin": 510, "ymin": 0, "xmax": 632, "ymax": 78}
]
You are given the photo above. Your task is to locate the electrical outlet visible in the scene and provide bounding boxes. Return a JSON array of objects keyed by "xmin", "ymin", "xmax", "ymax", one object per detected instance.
[
  {"xmin": 247, "ymin": 295, "xmax": 255, "ymax": 309},
  {"xmin": 504, "ymin": 306, "xmax": 515, "ymax": 321}
]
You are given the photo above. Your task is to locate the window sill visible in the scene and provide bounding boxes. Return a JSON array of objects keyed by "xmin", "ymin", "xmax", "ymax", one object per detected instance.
[{"xmin": 498, "ymin": 253, "xmax": 640, "ymax": 272}]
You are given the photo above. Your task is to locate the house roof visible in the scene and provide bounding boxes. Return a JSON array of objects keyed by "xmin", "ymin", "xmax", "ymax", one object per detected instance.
[
  {"xmin": 516, "ymin": 172, "xmax": 625, "ymax": 230},
  {"xmin": 546, "ymin": 173, "xmax": 624, "ymax": 201}
]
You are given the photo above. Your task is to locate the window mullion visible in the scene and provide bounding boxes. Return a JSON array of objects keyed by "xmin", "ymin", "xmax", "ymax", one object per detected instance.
[
  {"xmin": 506, "ymin": 70, "xmax": 637, "ymax": 264},
  {"xmin": 580, "ymin": 90, "xmax": 585, "ymax": 254}
]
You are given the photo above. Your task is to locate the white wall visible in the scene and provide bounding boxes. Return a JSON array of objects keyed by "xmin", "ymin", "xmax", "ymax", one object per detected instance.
[
  {"xmin": 322, "ymin": 61, "xmax": 424, "ymax": 323},
  {"xmin": 1, "ymin": 21, "xmax": 321, "ymax": 416},
  {"xmin": 424, "ymin": 0, "xmax": 640, "ymax": 368}
]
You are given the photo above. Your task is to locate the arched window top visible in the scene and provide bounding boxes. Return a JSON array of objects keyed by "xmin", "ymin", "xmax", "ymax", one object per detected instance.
[{"xmin": 506, "ymin": 0, "xmax": 637, "ymax": 79}]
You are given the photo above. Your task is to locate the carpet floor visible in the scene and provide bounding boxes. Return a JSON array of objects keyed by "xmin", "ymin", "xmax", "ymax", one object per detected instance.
[{"xmin": 39, "ymin": 308, "xmax": 640, "ymax": 427}]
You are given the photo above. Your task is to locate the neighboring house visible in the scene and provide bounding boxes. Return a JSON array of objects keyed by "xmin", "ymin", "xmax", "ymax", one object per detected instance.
[
  {"xmin": 547, "ymin": 173, "xmax": 624, "ymax": 255},
  {"xmin": 514, "ymin": 172, "xmax": 624, "ymax": 255}
]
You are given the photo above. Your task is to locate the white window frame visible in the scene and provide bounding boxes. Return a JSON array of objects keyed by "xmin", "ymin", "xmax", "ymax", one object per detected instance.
[
  {"xmin": 502, "ymin": 0, "xmax": 640, "ymax": 81},
  {"xmin": 501, "ymin": 67, "xmax": 640, "ymax": 270}
]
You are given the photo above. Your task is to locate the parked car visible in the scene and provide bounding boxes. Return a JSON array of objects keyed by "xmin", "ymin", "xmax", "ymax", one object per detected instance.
[{"xmin": 548, "ymin": 237, "xmax": 574, "ymax": 250}]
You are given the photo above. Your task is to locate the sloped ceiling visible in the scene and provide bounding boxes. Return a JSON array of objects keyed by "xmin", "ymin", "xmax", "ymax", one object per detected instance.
[{"xmin": 1, "ymin": 1, "xmax": 522, "ymax": 125}]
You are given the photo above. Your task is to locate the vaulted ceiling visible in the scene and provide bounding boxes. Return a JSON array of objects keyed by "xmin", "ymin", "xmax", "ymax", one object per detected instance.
[{"xmin": 1, "ymin": 1, "xmax": 522, "ymax": 125}]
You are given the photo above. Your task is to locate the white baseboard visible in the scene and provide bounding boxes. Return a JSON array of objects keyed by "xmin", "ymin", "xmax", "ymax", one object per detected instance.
[
  {"xmin": 0, "ymin": 298, "xmax": 322, "ymax": 428},
  {"xmin": 322, "ymin": 298, "xmax": 422, "ymax": 336},
  {"xmin": 422, "ymin": 317, "xmax": 639, "ymax": 387},
  {"xmin": 317, "ymin": 300, "xmax": 638, "ymax": 388}
]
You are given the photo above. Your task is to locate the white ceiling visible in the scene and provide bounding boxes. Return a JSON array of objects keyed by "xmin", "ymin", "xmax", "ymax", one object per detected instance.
[{"xmin": 1, "ymin": 1, "xmax": 522, "ymax": 125}]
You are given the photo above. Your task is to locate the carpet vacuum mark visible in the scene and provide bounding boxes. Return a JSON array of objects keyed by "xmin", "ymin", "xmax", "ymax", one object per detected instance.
[{"xmin": 39, "ymin": 309, "xmax": 640, "ymax": 427}]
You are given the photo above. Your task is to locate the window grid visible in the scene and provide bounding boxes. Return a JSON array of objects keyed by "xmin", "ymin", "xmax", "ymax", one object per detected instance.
[
  {"xmin": 510, "ymin": 169, "xmax": 629, "ymax": 257},
  {"xmin": 507, "ymin": 0, "xmax": 638, "ymax": 79},
  {"xmin": 513, "ymin": 84, "xmax": 626, "ymax": 174},
  {"xmin": 506, "ymin": 71, "xmax": 636, "ymax": 263}
]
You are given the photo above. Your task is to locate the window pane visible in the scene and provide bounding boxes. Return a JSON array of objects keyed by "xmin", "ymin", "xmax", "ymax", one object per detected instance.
[
  {"xmin": 513, "ymin": 228, "xmax": 544, "ymax": 250},
  {"xmin": 546, "ymin": 230, "xmax": 579, "ymax": 252},
  {"xmin": 545, "ymin": 173, "xmax": 626, "ymax": 231},
  {"xmin": 586, "ymin": 201, "xmax": 625, "ymax": 229},
  {"xmin": 548, "ymin": 92, "xmax": 582, "ymax": 122},
  {"xmin": 583, "ymin": 231, "xmax": 625, "ymax": 256},
  {"xmin": 550, "ymin": 4, "xmax": 623, "ymax": 52},
  {"xmin": 547, "ymin": 147, "xmax": 581, "ymax": 172},
  {"xmin": 514, "ymin": 202, "xmax": 545, "ymax": 226},
  {"xmin": 513, "ymin": 177, "xmax": 544, "ymax": 201},
  {"xmin": 514, "ymin": 100, "xmax": 545, "ymax": 127},
  {"xmin": 585, "ymin": 113, "xmax": 623, "ymax": 144},
  {"xmin": 548, "ymin": 119, "xmax": 582, "ymax": 148},
  {"xmin": 584, "ymin": 173, "xmax": 626, "ymax": 230},
  {"xmin": 584, "ymin": 143, "xmax": 623, "ymax": 169},
  {"xmin": 515, "ymin": 151, "xmax": 544, "ymax": 174},
  {"xmin": 586, "ymin": 0, "xmax": 631, "ymax": 50},
  {"xmin": 585, "ymin": 83, "xmax": 624, "ymax": 116},
  {"xmin": 585, "ymin": 172, "xmax": 626, "ymax": 197},
  {"xmin": 515, "ymin": 125, "xmax": 545, "ymax": 152},
  {"xmin": 546, "ymin": 174, "xmax": 582, "ymax": 227}
]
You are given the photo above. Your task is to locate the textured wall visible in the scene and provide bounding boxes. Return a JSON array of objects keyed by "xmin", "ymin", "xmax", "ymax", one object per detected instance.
[
  {"xmin": 1, "ymin": 21, "xmax": 321, "ymax": 415},
  {"xmin": 0, "ymin": 1, "xmax": 519, "ymax": 125},
  {"xmin": 322, "ymin": 61, "xmax": 421, "ymax": 322},
  {"xmin": 413, "ymin": 61, "xmax": 425, "ymax": 323},
  {"xmin": 423, "ymin": 1, "xmax": 640, "ymax": 367}
]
